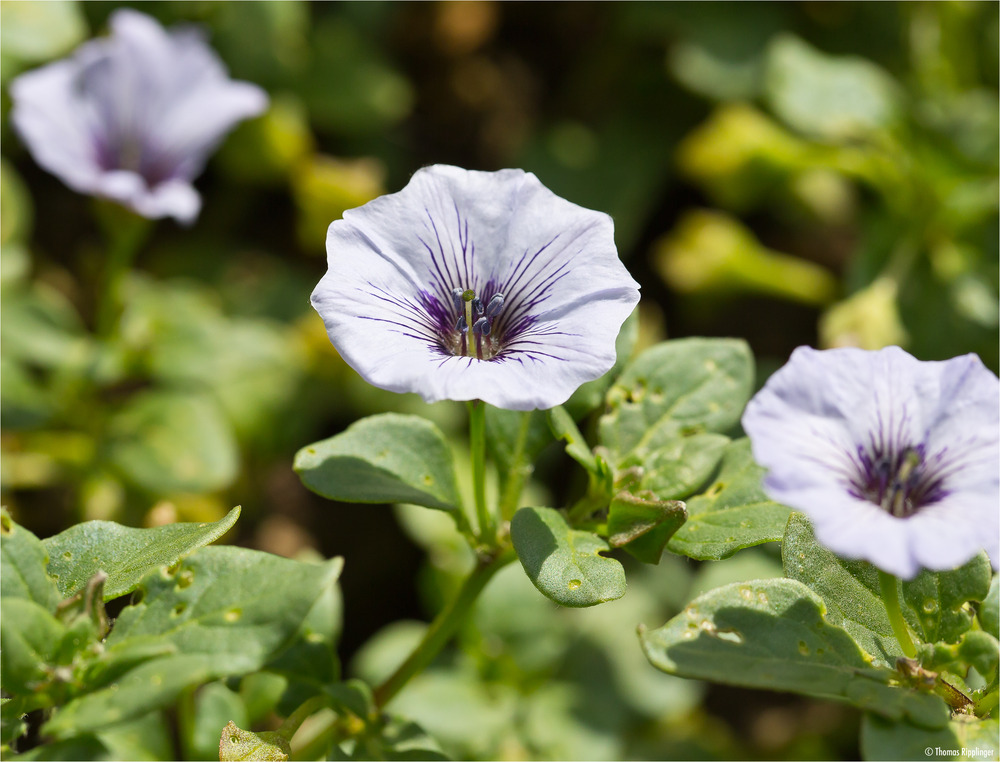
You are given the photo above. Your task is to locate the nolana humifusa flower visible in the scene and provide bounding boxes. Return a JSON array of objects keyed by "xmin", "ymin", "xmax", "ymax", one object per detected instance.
[
  {"xmin": 311, "ymin": 165, "xmax": 641, "ymax": 411},
  {"xmin": 742, "ymin": 345, "xmax": 999, "ymax": 579},
  {"xmin": 9, "ymin": 9, "xmax": 268, "ymax": 224}
]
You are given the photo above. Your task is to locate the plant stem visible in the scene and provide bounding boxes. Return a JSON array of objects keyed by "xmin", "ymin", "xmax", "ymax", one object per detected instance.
[
  {"xmin": 878, "ymin": 569, "xmax": 918, "ymax": 659},
  {"xmin": 93, "ymin": 202, "xmax": 151, "ymax": 338},
  {"xmin": 372, "ymin": 549, "xmax": 513, "ymax": 709},
  {"xmin": 498, "ymin": 411, "xmax": 533, "ymax": 523},
  {"xmin": 277, "ymin": 695, "xmax": 328, "ymax": 741},
  {"xmin": 468, "ymin": 400, "xmax": 492, "ymax": 542}
]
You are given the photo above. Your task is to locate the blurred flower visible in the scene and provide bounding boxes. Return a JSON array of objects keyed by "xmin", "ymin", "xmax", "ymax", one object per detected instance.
[
  {"xmin": 311, "ymin": 164, "xmax": 640, "ymax": 410},
  {"xmin": 9, "ymin": 9, "xmax": 268, "ymax": 224},
  {"xmin": 743, "ymin": 346, "xmax": 999, "ymax": 578}
]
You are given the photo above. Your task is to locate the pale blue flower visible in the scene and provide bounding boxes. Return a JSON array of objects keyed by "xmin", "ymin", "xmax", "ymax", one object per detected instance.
[
  {"xmin": 743, "ymin": 345, "xmax": 999, "ymax": 579},
  {"xmin": 9, "ymin": 9, "xmax": 267, "ymax": 224},
  {"xmin": 311, "ymin": 165, "xmax": 640, "ymax": 411}
]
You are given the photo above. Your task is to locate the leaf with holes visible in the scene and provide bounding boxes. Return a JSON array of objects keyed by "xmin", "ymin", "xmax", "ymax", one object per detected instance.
[
  {"xmin": 598, "ymin": 337, "xmax": 753, "ymax": 460},
  {"xmin": 295, "ymin": 413, "xmax": 461, "ymax": 511},
  {"xmin": 42, "ymin": 547, "xmax": 342, "ymax": 738},
  {"xmin": 43, "ymin": 506, "xmax": 241, "ymax": 600},
  {"xmin": 784, "ymin": 513, "xmax": 994, "ymax": 665},
  {"xmin": 607, "ymin": 492, "xmax": 687, "ymax": 564},
  {"xmin": 511, "ymin": 507, "xmax": 626, "ymax": 607},
  {"xmin": 639, "ymin": 578, "xmax": 948, "ymax": 728},
  {"xmin": 667, "ymin": 438, "xmax": 791, "ymax": 560}
]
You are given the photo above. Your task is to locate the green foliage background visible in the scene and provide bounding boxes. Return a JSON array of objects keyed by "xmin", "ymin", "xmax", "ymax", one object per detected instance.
[{"xmin": 1, "ymin": 2, "xmax": 997, "ymax": 760}]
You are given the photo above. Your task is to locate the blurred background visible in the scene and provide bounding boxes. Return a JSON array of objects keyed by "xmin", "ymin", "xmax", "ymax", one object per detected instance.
[{"xmin": 2, "ymin": 2, "xmax": 997, "ymax": 759}]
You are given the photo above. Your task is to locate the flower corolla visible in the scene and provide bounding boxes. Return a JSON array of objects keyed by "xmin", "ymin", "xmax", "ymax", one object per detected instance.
[
  {"xmin": 743, "ymin": 345, "xmax": 999, "ymax": 579},
  {"xmin": 311, "ymin": 165, "xmax": 640, "ymax": 411},
  {"xmin": 9, "ymin": 9, "xmax": 268, "ymax": 224}
]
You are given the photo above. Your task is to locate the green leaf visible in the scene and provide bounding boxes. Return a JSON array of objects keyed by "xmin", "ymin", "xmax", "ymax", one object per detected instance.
[
  {"xmin": 607, "ymin": 492, "xmax": 687, "ymax": 565},
  {"xmin": 2, "ymin": 696, "xmax": 29, "ymax": 747},
  {"xmin": 667, "ymin": 438, "xmax": 791, "ymax": 560},
  {"xmin": 295, "ymin": 413, "xmax": 461, "ymax": 511},
  {"xmin": 981, "ymin": 577, "xmax": 999, "ymax": 641},
  {"xmin": 764, "ymin": 34, "xmax": 901, "ymax": 141},
  {"xmin": 782, "ymin": 512, "xmax": 902, "ymax": 666},
  {"xmin": 510, "ymin": 507, "xmax": 626, "ymax": 608},
  {"xmin": 219, "ymin": 720, "xmax": 290, "ymax": 761},
  {"xmin": 266, "ymin": 570, "xmax": 343, "ymax": 688},
  {"xmin": 42, "ymin": 506, "xmax": 241, "ymax": 600},
  {"xmin": 0, "ymin": 598, "xmax": 66, "ymax": 695},
  {"xmin": 861, "ymin": 713, "xmax": 999, "ymax": 762},
  {"xmin": 547, "ymin": 406, "xmax": 597, "ymax": 473},
  {"xmin": 1, "ymin": 507, "xmax": 61, "ymax": 611},
  {"xmin": 485, "ymin": 408, "xmax": 552, "ymax": 484},
  {"xmin": 42, "ymin": 654, "xmax": 235, "ymax": 741},
  {"xmin": 598, "ymin": 337, "xmax": 753, "ymax": 460},
  {"xmin": 107, "ymin": 390, "xmax": 239, "ymax": 495},
  {"xmin": 639, "ymin": 577, "xmax": 948, "ymax": 727},
  {"xmin": 43, "ymin": 548, "xmax": 342, "ymax": 738},
  {"xmin": 182, "ymin": 682, "xmax": 249, "ymax": 761},
  {"xmin": 784, "ymin": 514, "xmax": 994, "ymax": 664},
  {"xmin": 0, "ymin": 0, "xmax": 86, "ymax": 65},
  {"xmin": 629, "ymin": 432, "xmax": 730, "ymax": 501},
  {"xmin": 107, "ymin": 547, "xmax": 343, "ymax": 663},
  {"xmin": 902, "ymin": 553, "xmax": 992, "ymax": 645}
]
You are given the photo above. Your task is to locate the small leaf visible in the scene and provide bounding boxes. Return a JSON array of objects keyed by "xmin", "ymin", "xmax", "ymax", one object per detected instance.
[
  {"xmin": 607, "ymin": 492, "xmax": 687, "ymax": 565},
  {"xmin": 0, "ymin": 598, "xmax": 66, "ymax": 695},
  {"xmin": 219, "ymin": 720, "xmax": 290, "ymax": 761},
  {"xmin": 599, "ymin": 337, "xmax": 753, "ymax": 460},
  {"xmin": 764, "ymin": 34, "xmax": 901, "ymax": 140},
  {"xmin": 547, "ymin": 406, "xmax": 597, "ymax": 473},
  {"xmin": 42, "ymin": 506, "xmax": 241, "ymax": 599},
  {"xmin": 295, "ymin": 413, "xmax": 460, "ymax": 511},
  {"xmin": 107, "ymin": 390, "xmax": 239, "ymax": 494},
  {"xmin": 667, "ymin": 438, "xmax": 791, "ymax": 560},
  {"xmin": 630, "ymin": 432, "xmax": 729, "ymax": 501},
  {"xmin": 639, "ymin": 578, "xmax": 948, "ymax": 727},
  {"xmin": 1, "ymin": 507, "xmax": 61, "ymax": 611},
  {"xmin": 902, "ymin": 553, "xmax": 992, "ymax": 645},
  {"xmin": 510, "ymin": 507, "xmax": 626, "ymax": 607}
]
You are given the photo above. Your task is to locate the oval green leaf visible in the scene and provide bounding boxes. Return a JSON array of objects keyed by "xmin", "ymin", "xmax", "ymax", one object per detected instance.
[
  {"xmin": 294, "ymin": 413, "xmax": 461, "ymax": 511},
  {"xmin": 510, "ymin": 506, "xmax": 626, "ymax": 608}
]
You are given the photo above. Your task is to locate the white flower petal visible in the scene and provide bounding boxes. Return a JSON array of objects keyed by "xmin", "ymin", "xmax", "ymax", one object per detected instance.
[
  {"xmin": 743, "ymin": 345, "xmax": 999, "ymax": 578},
  {"xmin": 312, "ymin": 165, "xmax": 640, "ymax": 410},
  {"xmin": 9, "ymin": 9, "xmax": 267, "ymax": 223}
]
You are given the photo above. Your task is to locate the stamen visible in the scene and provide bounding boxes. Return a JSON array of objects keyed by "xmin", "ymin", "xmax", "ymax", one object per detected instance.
[
  {"xmin": 473, "ymin": 317, "xmax": 491, "ymax": 336},
  {"xmin": 486, "ymin": 293, "xmax": 505, "ymax": 318},
  {"xmin": 472, "ymin": 297, "xmax": 484, "ymax": 315},
  {"xmin": 452, "ymin": 288, "xmax": 464, "ymax": 313}
]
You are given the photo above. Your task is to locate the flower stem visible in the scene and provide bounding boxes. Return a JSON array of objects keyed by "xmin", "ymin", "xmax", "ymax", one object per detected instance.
[
  {"xmin": 878, "ymin": 569, "xmax": 918, "ymax": 659},
  {"xmin": 498, "ymin": 411, "xmax": 533, "ymax": 523},
  {"xmin": 372, "ymin": 549, "xmax": 513, "ymax": 709},
  {"xmin": 468, "ymin": 400, "xmax": 492, "ymax": 542},
  {"xmin": 93, "ymin": 201, "xmax": 152, "ymax": 338}
]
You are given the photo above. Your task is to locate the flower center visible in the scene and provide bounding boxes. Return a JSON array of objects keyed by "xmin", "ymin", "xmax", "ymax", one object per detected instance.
[
  {"xmin": 451, "ymin": 288, "xmax": 505, "ymax": 361},
  {"xmin": 852, "ymin": 445, "xmax": 945, "ymax": 518}
]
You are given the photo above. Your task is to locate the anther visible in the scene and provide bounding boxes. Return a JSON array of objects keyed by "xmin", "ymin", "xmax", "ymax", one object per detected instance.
[
  {"xmin": 486, "ymin": 293, "xmax": 505, "ymax": 318},
  {"xmin": 473, "ymin": 317, "xmax": 491, "ymax": 336},
  {"xmin": 472, "ymin": 297, "xmax": 484, "ymax": 315},
  {"xmin": 455, "ymin": 316, "xmax": 468, "ymax": 332},
  {"xmin": 452, "ymin": 288, "xmax": 464, "ymax": 312}
]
